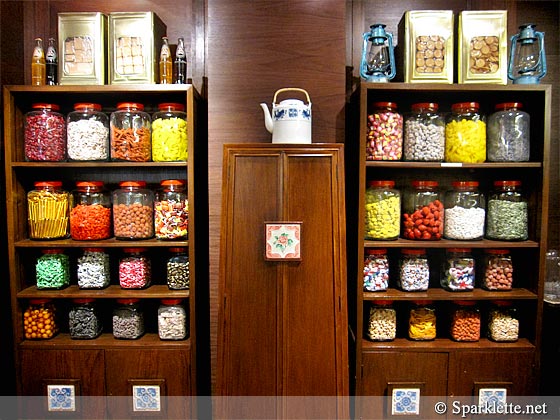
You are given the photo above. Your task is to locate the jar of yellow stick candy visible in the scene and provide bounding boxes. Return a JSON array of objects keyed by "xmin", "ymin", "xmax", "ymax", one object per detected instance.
[{"xmin": 27, "ymin": 181, "xmax": 70, "ymax": 240}]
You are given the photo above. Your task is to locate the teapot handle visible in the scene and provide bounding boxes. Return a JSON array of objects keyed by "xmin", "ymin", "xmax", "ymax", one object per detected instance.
[{"xmin": 273, "ymin": 88, "xmax": 311, "ymax": 105}]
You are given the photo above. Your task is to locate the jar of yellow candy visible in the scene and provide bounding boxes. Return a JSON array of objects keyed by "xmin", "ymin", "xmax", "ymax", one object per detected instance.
[
  {"xmin": 365, "ymin": 180, "xmax": 400, "ymax": 240},
  {"xmin": 23, "ymin": 298, "xmax": 58, "ymax": 340},
  {"xmin": 151, "ymin": 102, "xmax": 188, "ymax": 162},
  {"xmin": 445, "ymin": 102, "xmax": 486, "ymax": 163},
  {"xmin": 408, "ymin": 300, "xmax": 436, "ymax": 341}
]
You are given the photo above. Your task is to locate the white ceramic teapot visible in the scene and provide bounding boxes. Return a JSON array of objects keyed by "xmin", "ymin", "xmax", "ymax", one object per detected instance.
[{"xmin": 260, "ymin": 88, "xmax": 312, "ymax": 144}]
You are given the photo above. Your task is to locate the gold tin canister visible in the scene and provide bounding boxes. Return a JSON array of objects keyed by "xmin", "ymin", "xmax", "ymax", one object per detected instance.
[
  {"xmin": 397, "ymin": 10, "xmax": 454, "ymax": 84},
  {"xmin": 458, "ymin": 10, "xmax": 508, "ymax": 84},
  {"xmin": 108, "ymin": 12, "xmax": 166, "ymax": 84},
  {"xmin": 58, "ymin": 12, "xmax": 107, "ymax": 85}
]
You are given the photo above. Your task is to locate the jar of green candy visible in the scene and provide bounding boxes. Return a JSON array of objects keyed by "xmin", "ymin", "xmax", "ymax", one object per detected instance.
[
  {"xmin": 485, "ymin": 180, "xmax": 528, "ymax": 241},
  {"xmin": 36, "ymin": 248, "xmax": 70, "ymax": 289},
  {"xmin": 365, "ymin": 180, "xmax": 400, "ymax": 240},
  {"xmin": 151, "ymin": 102, "xmax": 188, "ymax": 162}
]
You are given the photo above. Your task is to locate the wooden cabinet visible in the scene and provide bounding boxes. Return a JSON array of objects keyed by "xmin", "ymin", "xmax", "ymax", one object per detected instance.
[
  {"xmin": 351, "ymin": 83, "xmax": 551, "ymax": 409},
  {"xmin": 3, "ymin": 84, "xmax": 204, "ymax": 416},
  {"xmin": 217, "ymin": 144, "xmax": 349, "ymax": 419}
]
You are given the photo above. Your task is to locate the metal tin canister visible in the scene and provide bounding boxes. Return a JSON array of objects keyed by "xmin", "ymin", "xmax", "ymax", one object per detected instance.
[
  {"xmin": 457, "ymin": 10, "xmax": 508, "ymax": 84},
  {"xmin": 58, "ymin": 12, "xmax": 107, "ymax": 85},
  {"xmin": 397, "ymin": 10, "xmax": 454, "ymax": 83},
  {"xmin": 108, "ymin": 12, "xmax": 167, "ymax": 84}
]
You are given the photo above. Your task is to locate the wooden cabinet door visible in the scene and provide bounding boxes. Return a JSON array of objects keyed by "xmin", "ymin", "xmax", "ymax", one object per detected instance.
[{"xmin": 217, "ymin": 144, "xmax": 348, "ymax": 418}]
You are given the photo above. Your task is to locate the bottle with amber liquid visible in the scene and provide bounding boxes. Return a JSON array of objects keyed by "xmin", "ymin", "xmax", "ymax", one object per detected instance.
[
  {"xmin": 46, "ymin": 37, "xmax": 58, "ymax": 85},
  {"xmin": 31, "ymin": 37, "xmax": 46, "ymax": 86},
  {"xmin": 173, "ymin": 37, "xmax": 187, "ymax": 84},
  {"xmin": 159, "ymin": 36, "xmax": 172, "ymax": 84}
]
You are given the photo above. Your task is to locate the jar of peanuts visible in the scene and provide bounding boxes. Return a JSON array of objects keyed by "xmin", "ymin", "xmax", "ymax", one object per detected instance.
[
  {"xmin": 488, "ymin": 300, "xmax": 519, "ymax": 342},
  {"xmin": 408, "ymin": 300, "xmax": 436, "ymax": 341},
  {"xmin": 112, "ymin": 181, "xmax": 154, "ymax": 240},
  {"xmin": 23, "ymin": 298, "xmax": 58, "ymax": 340},
  {"xmin": 402, "ymin": 180, "xmax": 444, "ymax": 240},
  {"xmin": 363, "ymin": 248, "xmax": 389, "ymax": 292},
  {"xmin": 155, "ymin": 179, "xmax": 189, "ymax": 240},
  {"xmin": 367, "ymin": 300, "xmax": 396, "ymax": 341},
  {"xmin": 445, "ymin": 102, "xmax": 486, "ymax": 163},
  {"xmin": 450, "ymin": 301, "xmax": 480, "ymax": 342},
  {"xmin": 483, "ymin": 249, "xmax": 513, "ymax": 291},
  {"xmin": 167, "ymin": 247, "xmax": 190, "ymax": 290},
  {"xmin": 398, "ymin": 248, "xmax": 429, "ymax": 292},
  {"xmin": 366, "ymin": 102, "xmax": 403, "ymax": 161},
  {"xmin": 27, "ymin": 181, "xmax": 70, "ymax": 240},
  {"xmin": 113, "ymin": 298, "xmax": 144, "ymax": 339},
  {"xmin": 118, "ymin": 248, "xmax": 151, "ymax": 289},
  {"xmin": 152, "ymin": 103, "xmax": 188, "ymax": 162},
  {"xmin": 110, "ymin": 102, "xmax": 151, "ymax": 162},
  {"xmin": 24, "ymin": 103, "xmax": 66, "ymax": 162},
  {"xmin": 365, "ymin": 180, "xmax": 400, "ymax": 240},
  {"xmin": 443, "ymin": 181, "xmax": 485, "ymax": 240},
  {"xmin": 67, "ymin": 103, "xmax": 110, "ymax": 161},
  {"xmin": 70, "ymin": 181, "xmax": 112, "ymax": 240},
  {"xmin": 403, "ymin": 102, "xmax": 445, "ymax": 162},
  {"xmin": 440, "ymin": 248, "xmax": 475, "ymax": 292},
  {"xmin": 485, "ymin": 180, "xmax": 528, "ymax": 241}
]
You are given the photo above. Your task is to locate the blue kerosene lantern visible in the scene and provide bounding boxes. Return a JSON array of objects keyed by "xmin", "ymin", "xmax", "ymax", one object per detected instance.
[
  {"xmin": 508, "ymin": 23, "xmax": 547, "ymax": 84},
  {"xmin": 360, "ymin": 24, "xmax": 396, "ymax": 82}
]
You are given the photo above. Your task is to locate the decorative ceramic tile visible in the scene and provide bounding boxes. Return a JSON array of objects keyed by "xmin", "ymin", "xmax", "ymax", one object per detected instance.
[
  {"xmin": 47, "ymin": 384, "xmax": 76, "ymax": 411},
  {"xmin": 132, "ymin": 385, "xmax": 161, "ymax": 412},
  {"xmin": 265, "ymin": 222, "xmax": 301, "ymax": 260},
  {"xmin": 478, "ymin": 387, "xmax": 507, "ymax": 411},
  {"xmin": 391, "ymin": 388, "xmax": 420, "ymax": 415}
]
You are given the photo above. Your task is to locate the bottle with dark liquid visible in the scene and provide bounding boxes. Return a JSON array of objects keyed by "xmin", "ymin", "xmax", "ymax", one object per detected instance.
[
  {"xmin": 46, "ymin": 38, "xmax": 58, "ymax": 85},
  {"xmin": 159, "ymin": 37, "xmax": 172, "ymax": 84},
  {"xmin": 31, "ymin": 37, "xmax": 46, "ymax": 86},
  {"xmin": 173, "ymin": 37, "xmax": 187, "ymax": 84}
]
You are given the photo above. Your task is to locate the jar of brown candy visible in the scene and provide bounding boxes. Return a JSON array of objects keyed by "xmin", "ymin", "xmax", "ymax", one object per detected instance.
[
  {"xmin": 450, "ymin": 301, "xmax": 480, "ymax": 342},
  {"xmin": 112, "ymin": 181, "xmax": 154, "ymax": 240},
  {"xmin": 483, "ymin": 249, "xmax": 513, "ymax": 291}
]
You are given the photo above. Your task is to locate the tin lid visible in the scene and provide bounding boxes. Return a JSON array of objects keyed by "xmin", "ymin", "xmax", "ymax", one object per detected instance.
[
  {"xmin": 32, "ymin": 103, "xmax": 60, "ymax": 111},
  {"xmin": 495, "ymin": 102, "xmax": 522, "ymax": 110},
  {"xmin": 74, "ymin": 103, "xmax": 102, "ymax": 111},
  {"xmin": 116, "ymin": 102, "xmax": 144, "ymax": 111},
  {"xmin": 158, "ymin": 102, "xmax": 185, "ymax": 112},
  {"xmin": 368, "ymin": 180, "xmax": 395, "ymax": 188}
]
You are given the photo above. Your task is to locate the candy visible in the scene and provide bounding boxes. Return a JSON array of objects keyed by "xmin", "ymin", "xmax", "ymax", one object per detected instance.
[
  {"xmin": 402, "ymin": 200, "xmax": 444, "ymax": 240},
  {"xmin": 443, "ymin": 206, "xmax": 485, "ymax": 240},
  {"xmin": 409, "ymin": 306, "xmax": 436, "ymax": 340},
  {"xmin": 366, "ymin": 110, "xmax": 403, "ymax": 161},
  {"xmin": 363, "ymin": 251, "xmax": 389, "ymax": 292},
  {"xmin": 70, "ymin": 203, "xmax": 112, "ymax": 240},
  {"xmin": 158, "ymin": 304, "xmax": 188, "ymax": 340},
  {"xmin": 450, "ymin": 308, "xmax": 480, "ymax": 341},
  {"xmin": 367, "ymin": 306, "xmax": 396, "ymax": 341},
  {"xmin": 25, "ymin": 111, "xmax": 66, "ymax": 161},
  {"xmin": 444, "ymin": 119, "xmax": 486, "ymax": 163},
  {"xmin": 486, "ymin": 200, "xmax": 528, "ymax": 240},
  {"xmin": 119, "ymin": 250, "xmax": 151, "ymax": 289},
  {"xmin": 36, "ymin": 250, "xmax": 70, "ymax": 289},
  {"xmin": 152, "ymin": 117, "xmax": 188, "ymax": 161},
  {"xmin": 154, "ymin": 198, "xmax": 189, "ymax": 239},
  {"xmin": 23, "ymin": 300, "xmax": 58, "ymax": 340},
  {"xmin": 77, "ymin": 249, "xmax": 111, "ymax": 289},
  {"xmin": 67, "ymin": 119, "xmax": 109, "ymax": 161}
]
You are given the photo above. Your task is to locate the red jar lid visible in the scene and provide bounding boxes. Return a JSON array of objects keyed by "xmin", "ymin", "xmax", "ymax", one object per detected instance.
[
  {"xmin": 368, "ymin": 180, "xmax": 395, "ymax": 188},
  {"xmin": 452, "ymin": 181, "xmax": 479, "ymax": 189},
  {"xmin": 123, "ymin": 247, "xmax": 148, "ymax": 253},
  {"xmin": 161, "ymin": 298, "xmax": 183, "ymax": 305},
  {"xmin": 76, "ymin": 181, "xmax": 104, "ymax": 189},
  {"xmin": 116, "ymin": 102, "xmax": 144, "ymax": 111},
  {"xmin": 34, "ymin": 181, "xmax": 63, "ymax": 188},
  {"xmin": 29, "ymin": 298, "xmax": 52, "ymax": 304},
  {"xmin": 493, "ymin": 180, "xmax": 522, "ymax": 188},
  {"xmin": 447, "ymin": 248, "xmax": 472, "ymax": 253},
  {"xmin": 492, "ymin": 300, "xmax": 513, "ymax": 306},
  {"xmin": 402, "ymin": 248, "xmax": 426, "ymax": 255},
  {"xmin": 485, "ymin": 249, "xmax": 510, "ymax": 255},
  {"xmin": 372, "ymin": 102, "xmax": 398, "ymax": 111},
  {"xmin": 495, "ymin": 102, "xmax": 522, "ymax": 110},
  {"xmin": 158, "ymin": 102, "xmax": 185, "ymax": 112},
  {"xmin": 412, "ymin": 180, "xmax": 438, "ymax": 188},
  {"xmin": 41, "ymin": 248, "xmax": 64, "ymax": 254},
  {"xmin": 454, "ymin": 300, "xmax": 476, "ymax": 306},
  {"xmin": 32, "ymin": 103, "xmax": 60, "ymax": 111},
  {"xmin": 170, "ymin": 247, "xmax": 187, "ymax": 253},
  {"xmin": 74, "ymin": 103, "xmax": 102, "ymax": 111},
  {"xmin": 73, "ymin": 298, "xmax": 95, "ymax": 304},
  {"xmin": 116, "ymin": 298, "xmax": 140, "ymax": 304},
  {"xmin": 411, "ymin": 103, "xmax": 438, "ymax": 112},
  {"xmin": 367, "ymin": 248, "xmax": 387, "ymax": 255},
  {"xmin": 84, "ymin": 248, "xmax": 105, "ymax": 252},
  {"xmin": 161, "ymin": 179, "xmax": 186, "ymax": 191},
  {"xmin": 413, "ymin": 300, "xmax": 433, "ymax": 305},
  {"xmin": 119, "ymin": 181, "xmax": 147, "ymax": 188},
  {"xmin": 451, "ymin": 102, "xmax": 479, "ymax": 112},
  {"xmin": 373, "ymin": 300, "xmax": 393, "ymax": 305}
]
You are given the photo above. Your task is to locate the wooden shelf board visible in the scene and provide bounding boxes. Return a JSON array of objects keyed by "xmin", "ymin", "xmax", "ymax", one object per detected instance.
[
  {"xmin": 365, "ymin": 161, "xmax": 541, "ymax": 169},
  {"xmin": 363, "ymin": 288, "xmax": 537, "ymax": 301},
  {"xmin": 17, "ymin": 285, "xmax": 189, "ymax": 299},
  {"xmin": 364, "ymin": 239, "xmax": 539, "ymax": 249},
  {"xmin": 15, "ymin": 238, "xmax": 188, "ymax": 248},
  {"xmin": 19, "ymin": 333, "xmax": 191, "ymax": 349},
  {"xmin": 361, "ymin": 337, "xmax": 535, "ymax": 352}
]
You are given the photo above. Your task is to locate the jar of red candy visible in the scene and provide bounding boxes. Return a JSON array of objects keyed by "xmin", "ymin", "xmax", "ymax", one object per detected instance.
[
  {"xmin": 112, "ymin": 181, "xmax": 154, "ymax": 240},
  {"xmin": 119, "ymin": 248, "xmax": 151, "ymax": 289},
  {"xmin": 154, "ymin": 179, "xmax": 189, "ymax": 240},
  {"xmin": 70, "ymin": 181, "xmax": 112, "ymax": 240},
  {"xmin": 402, "ymin": 180, "xmax": 444, "ymax": 240},
  {"xmin": 366, "ymin": 102, "xmax": 403, "ymax": 161},
  {"xmin": 24, "ymin": 103, "xmax": 66, "ymax": 161},
  {"xmin": 110, "ymin": 102, "xmax": 151, "ymax": 162}
]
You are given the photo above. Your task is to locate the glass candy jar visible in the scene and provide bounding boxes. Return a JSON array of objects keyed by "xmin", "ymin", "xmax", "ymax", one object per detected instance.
[
  {"xmin": 27, "ymin": 181, "xmax": 70, "ymax": 240},
  {"xmin": 113, "ymin": 298, "xmax": 144, "ymax": 340},
  {"xmin": 70, "ymin": 181, "xmax": 112, "ymax": 240},
  {"xmin": 398, "ymin": 248, "xmax": 429, "ymax": 292},
  {"xmin": 155, "ymin": 179, "xmax": 188, "ymax": 240},
  {"xmin": 364, "ymin": 180, "xmax": 400, "ymax": 240},
  {"xmin": 402, "ymin": 180, "xmax": 444, "ymax": 241},
  {"xmin": 112, "ymin": 181, "xmax": 154, "ymax": 240},
  {"xmin": 36, "ymin": 248, "xmax": 70, "ymax": 289},
  {"xmin": 24, "ymin": 103, "xmax": 66, "ymax": 162},
  {"xmin": 445, "ymin": 102, "xmax": 486, "ymax": 163},
  {"xmin": 487, "ymin": 102, "xmax": 530, "ymax": 162},
  {"xmin": 119, "ymin": 248, "xmax": 151, "ymax": 289},
  {"xmin": 441, "ymin": 248, "xmax": 475, "ymax": 291},
  {"xmin": 77, "ymin": 248, "xmax": 111, "ymax": 289},
  {"xmin": 66, "ymin": 103, "xmax": 110, "ymax": 161},
  {"xmin": 167, "ymin": 247, "xmax": 190, "ymax": 290},
  {"xmin": 366, "ymin": 102, "xmax": 403, "ymax": 161},
  {"xmin": 69, "ymin": 298, "xmax": 102, "ymax": 339},
  {"xmin": 443, "ymin": 181, "xmax": 485, "ymax": 240},
  {"xmin": 488, "ymin": 300, "xmax": 519, "ymax": 342},
  {"xmin": 450, "ymin": 301, "xmax": 480, "ymax": 342},
  {"xmin": 403, "ymin": 102, "xmax": 445, "ymax": 161},
  {"xmin": 158, "ymin": 299, "xmax": 188, "ymax": 340},
  {"xmin": 152, "ymin": 103, "xmax": 188, "ymax": 162},
  {"xmin": 24, "ymin": 299, "xmax": 58, "ymax": 340},
  {"xmin": 363, "ymin": 248, "xmax": 389, "ymax": 292},
  {"xmin": 483, "ymin": 249, "xmax": 513, "ymax": 291},
  {"xmin": 485, "ymin": 180, "xmax": 528, "ymax": 241},
  {"xmin": 408, "ymin": 300, "xmax": 436, "ymax": 341},
  {"xmin": 110, "ymin": 102, "xmax": 151, "ymax": 162},
  {"xmin": 367, "ymin": 301, "xmax": 396, "ymax": 341}
]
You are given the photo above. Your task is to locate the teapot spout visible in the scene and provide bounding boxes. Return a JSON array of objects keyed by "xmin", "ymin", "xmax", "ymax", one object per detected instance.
[{"xmin": 260, "ymin": 103, "xmax": 274, "ymax": 133}]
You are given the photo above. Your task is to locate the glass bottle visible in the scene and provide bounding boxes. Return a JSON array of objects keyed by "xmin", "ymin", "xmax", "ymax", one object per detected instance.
[
  {"xmin": 167, "ymin": 247, "xmax": 190, "ymax": 290},
  {"xmin": 443, "ymin": 181, "xmax": 485, "ymax": 240},
  {"xmin": 445, "ymin": 102, "xmax": 486, "ymax": 163},
  {"xmin": 441, "ymin": 248, "xmax": 475, "ymax": 291},
  {"xmin": 27, "ymin": 181, "xmax": 70, "ymax": 240},
  {"xmin": 173, "ymin": 37, "xmax": 187, "ymax": 84},
  {"xmin": 69, "ymin": 298, "xmax": 102, "ymax": 339},
  {"xmin": 398, "ymin": 248, "xmax": 429, "ymax": 291},
  {"xmin": 24, "ymin": 103, "xmax": 66, "ymax": 162},
  {"xmin": 402, "ymin": 180, "xmax": 444, "ymax": 240},
  {"xmin": 363, "ymin": 248, "xmax": 389, "ymax": 292},
  {"xmin": 485, "ymin": 180, "xmax": 528, "ymax": 241},
  {"xmin": 112, "ymin": 181, "xmax": 154, "ymax": 240},
  {"xmin": 118, "ymin": 248, "xmax": 151, "ymax": 289},
  {"xmin": 66, "ymin": 103, "xmax": 110, "ymax": 161},
  {"xmin": 403, "ymin": 102, "xmax": 445, "ymax": 161},
  {"xmin": 488, "ymin": 300, "xmax": 519, "ymax": 342},
  {"xmin": 365, "ymin": 180, "xmax": 400, "ymax": 240},
  {"xmin": 366, "ymin": 102, "xmax": 403, "ymax": 161},
  {"xmin": 110, "ymin": 102, "xmax": 151, "ymax": 162},
  {"xmin": 36, "ymin": 248, "xmax": 70, "ymax": 289},
  {"xmin": 159, "ymin": 36, "xmax": 173, "ymax": 84},
  {"xmin": 450, "ymin": 301, "xmax": 480, "ymax": 342},
  {"xmin": 408, "ymin": 300, "xmax": 436, "ymax": 341},
  {"xmin": 544, "ymin": 249, "xmax": 560, "ymax": 303},
  {"xmin": 77, "ymin": 248, "xmax": 111, "ymax": 289},
  {"xmin": 487, "ymin": 102, "xmax": 530, "ymax": 162},
  {"xmin": 70, "ymin": 181, "xmax": 112, "ymax": 240},
  {"xmin": 158, "ymin": 299, "xmax": 188, "ymax": 340},
  {"xmin": 367, "ymin": 300, "xmax": 396, "ymax": 341},
  {"xmin": 483, "ymin": 249, "xmax": 514, "ymax": 291},
  {"xmin": 31, "ymin": 37, "xmax": 46, "ymax": 86},
  {"xmin": 113, "ymin": 298, "xmax": 144, "ymax": 339},
  {"xmin": 152, "ymin": 103, "xmax": 188, "ymax": 162},
  {"xmin": 46, "ymin": 37, "xmax": 58, "ymax": 86},
  {"xmin": 23, "ymin": 299, "xmax": 58, "ymax": 340}
]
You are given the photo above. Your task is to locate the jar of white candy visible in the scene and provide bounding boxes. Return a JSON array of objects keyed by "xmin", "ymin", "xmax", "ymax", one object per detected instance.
[
  {"xmin": 444, "ymin": 181, "xmax": 485, "ymax": 240},
  {"xmin": 158, "ymin": 298, "xmax": 188, "ymax": 340},
  {"xmin": 367, "ymin": 300, "xmax": 396, "ymax": 341},
  {"xmin": 67, "ymin": 103, "xmax": 109, "ymax": 161},
  {"xmin": 77, "ymin": 248, "xmax": 110, "ymax": 289},
  {"xmin": 403, "ymin": 102, "xmax": 445, "ymax": 161},
  {"xmin": 487, "ymin": 102, "xmax": 530, "ymax": 162},
  {"xmin": 398, "ymin": 248, "xmax": 429, "ymax": 291}
]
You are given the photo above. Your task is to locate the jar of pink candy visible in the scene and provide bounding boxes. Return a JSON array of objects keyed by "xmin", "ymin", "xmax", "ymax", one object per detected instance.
[
  {"xmin": 366, "ymin": 102, "xmax": 403, "ymax": 161},
  {"xmin": 119, "ymin": 248, "xmax": 151, "ymax": 289}
]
